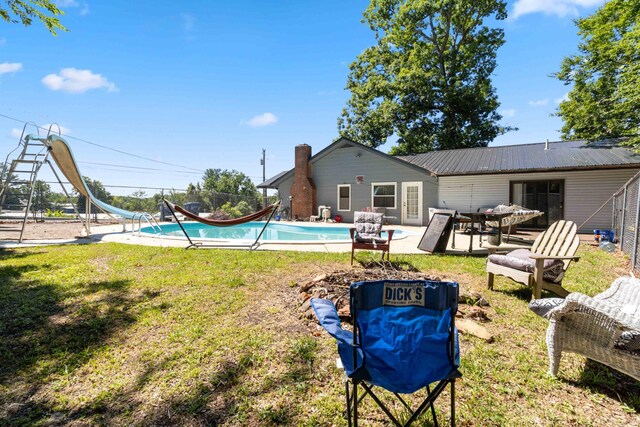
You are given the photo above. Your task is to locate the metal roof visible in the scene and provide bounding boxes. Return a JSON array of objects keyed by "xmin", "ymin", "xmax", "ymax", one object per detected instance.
[
  {"xmin": 397, "ymin": 139, "xmax": 640, "ymax": 176},
  {"xmin": 258, "ymin": 137, "xmax": 425, "ymax": 188},
  {"xmin": 257, "ymin": 169, "xmax": 289, "ymax": 189}
]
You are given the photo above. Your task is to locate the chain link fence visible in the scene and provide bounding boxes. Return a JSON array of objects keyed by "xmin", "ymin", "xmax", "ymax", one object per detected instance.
[
  {"xmin": 612, "ymin": 171, "xmax": 640, "ymax": 272},
  {"xmin": 204, "ymin": 191, "xmax": 261, "ymax": 212}
]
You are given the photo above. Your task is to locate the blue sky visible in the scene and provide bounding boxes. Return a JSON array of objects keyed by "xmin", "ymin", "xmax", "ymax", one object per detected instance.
[{"xmin": 0, "ymin": 0, "xmax": 606, "ymax": 196}]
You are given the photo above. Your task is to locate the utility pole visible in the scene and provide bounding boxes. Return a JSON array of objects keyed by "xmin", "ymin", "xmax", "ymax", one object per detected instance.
[{"xmin": 261, "ymin": 149, "xmax": 267, "ymax": 207}]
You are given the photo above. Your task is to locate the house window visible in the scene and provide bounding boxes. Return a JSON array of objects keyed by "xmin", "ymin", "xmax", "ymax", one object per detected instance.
[
  {"xmin": 337, "ymin": 184, "xmax": 351, "ymax": 211},
  {"xmin": 372, "ymin": 182, "xmax": 396, "ymax": 209}
]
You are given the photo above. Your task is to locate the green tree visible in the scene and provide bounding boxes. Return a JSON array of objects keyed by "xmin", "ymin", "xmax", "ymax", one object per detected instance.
[
  {"xmin": 338, "ymin": 0, "xmax": 511, "ymax": 154},
  {"xmin": 554, "ymin": 0, "xmax": 640, "ymax": 148},
  {"xmin": 31, "ymin": 180, "xmax": 52, "ymax": 212},
  {"xmin": 201, "ymin": 168, "xmax": 260, "ymax": 210},
  {"xmin": 1, "ymin": 0, "xmax": 66, "ymax": 35},
  {"xmin": 76, "ymin": 177, "xmax": 111, "ymax": 214}
]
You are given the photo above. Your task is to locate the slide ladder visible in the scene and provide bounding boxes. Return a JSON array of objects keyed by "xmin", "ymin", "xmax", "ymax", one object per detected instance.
[{"xmin": 0, "ymin": 124, "xmax": 80, "ymax": 242}]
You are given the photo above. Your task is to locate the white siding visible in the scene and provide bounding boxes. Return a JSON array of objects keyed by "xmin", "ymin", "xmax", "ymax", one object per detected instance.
[{"xmin": 438, "ymin": 168, "xmax": 640, "ymax": 232}]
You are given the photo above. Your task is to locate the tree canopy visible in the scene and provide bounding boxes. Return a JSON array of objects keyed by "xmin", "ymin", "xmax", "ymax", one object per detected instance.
[
  {"xmin": 0, "ymin": 0, "xmax": 66, "ymax": 35},
  {"xmin": 554, "ymin": 0, "xmax": 640, "ymax": 148},
  {"xmin": 338, "ymin": 0, "xmax": 512, "ymax": 154}
]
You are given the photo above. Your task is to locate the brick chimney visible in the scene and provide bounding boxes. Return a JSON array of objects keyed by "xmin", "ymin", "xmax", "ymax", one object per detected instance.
[{"xmin": 290, "ymin": 144, "xmax": 316, "ymax": 220}]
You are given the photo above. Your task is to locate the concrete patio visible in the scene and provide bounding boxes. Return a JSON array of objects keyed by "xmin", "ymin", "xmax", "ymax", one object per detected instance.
[{"xmin": 0, "ymin": 220, "xmax": 540, "ymax": 255}]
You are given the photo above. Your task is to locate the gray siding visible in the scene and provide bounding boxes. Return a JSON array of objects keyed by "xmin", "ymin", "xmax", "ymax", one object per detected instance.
[
  {"xmin": 307, "ymin": 145, "xmax": 436, "ymax": 224},
  {"xmin": 438, "ymin": 168, "xmax": 640, "ymax": 232},
  {"xmin": 277, "ymin": 176, "xmax": 293, "ymax": 215}
]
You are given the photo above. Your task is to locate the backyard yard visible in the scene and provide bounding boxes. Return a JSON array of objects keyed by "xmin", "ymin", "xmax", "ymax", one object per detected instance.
[{"xmin": 0, "ymin": 243, "xmax": 638, "ymax": 426}]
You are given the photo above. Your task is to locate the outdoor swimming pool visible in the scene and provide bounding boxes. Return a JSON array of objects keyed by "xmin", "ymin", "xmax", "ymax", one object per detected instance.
[{"xmin": 141, "ymin": 221, "xmax": 405, "ymax": 243}]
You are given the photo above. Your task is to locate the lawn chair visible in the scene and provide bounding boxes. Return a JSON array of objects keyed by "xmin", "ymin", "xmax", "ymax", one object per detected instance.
[
  {"xmin": 529, "ymin": 276, "xmax": 640, "ymax": 381},
  {"xmin": 311, "ymin": 280, "xmax": 461, "ymax": 426},
  {"xmin": 486, "ymin": 220, "xmax": 580, "ymax": 299},
  {"xmin": 350, "ymin": 211, "xmax": 394, "ymax": 265}
]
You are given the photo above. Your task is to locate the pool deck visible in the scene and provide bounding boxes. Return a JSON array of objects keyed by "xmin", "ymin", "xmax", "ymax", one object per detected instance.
[{"xmin": 0, "ymin": 220, "xmax": 541, "ymax": 256}]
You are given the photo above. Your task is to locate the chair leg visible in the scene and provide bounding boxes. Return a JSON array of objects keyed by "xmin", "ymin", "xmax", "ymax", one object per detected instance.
[
  {"xmin": 351, "ymin": 247, "xmax": 355, "ymax": 265},
  {"xmin": 353, "ymin": 381, "xmax": 358, "ymax": 427},
  {"xmin": 487, "ymin": 271, "xmax": 494, "ymax": 290},
  {"xmin": 345, "ymin": 379, "xmax": 352, "ymax": 427},
  {"xmin": 451, "ymin": 379, "xmax": 456, "ymax": 427}
]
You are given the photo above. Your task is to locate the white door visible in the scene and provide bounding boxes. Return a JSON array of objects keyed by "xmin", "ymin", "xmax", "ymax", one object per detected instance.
[{"xmin": 402, "ymin": 182, "xmax": 423, "ymax": 225}]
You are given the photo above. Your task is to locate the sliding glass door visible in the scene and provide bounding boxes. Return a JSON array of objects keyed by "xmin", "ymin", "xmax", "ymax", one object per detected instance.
[{"xmin": 510, "ymin": 180, "xmax": 564, "ymax": 228}]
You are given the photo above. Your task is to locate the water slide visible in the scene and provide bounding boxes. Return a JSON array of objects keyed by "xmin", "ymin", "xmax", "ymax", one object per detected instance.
[{"xmin": 41, "ymin": 134, "xmax": 151, "ymax": 221}]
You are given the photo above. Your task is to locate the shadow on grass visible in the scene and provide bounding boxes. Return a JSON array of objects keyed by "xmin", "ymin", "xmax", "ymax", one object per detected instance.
[
  {"xmin": 0, "ymin": 256, "xmax": 156, "ymax": 425},
  {"xmin": 70, "ymin": 337, "xmax": 321, "ymax": 426},
  {"xmin": 496, "ymin": 284, "xmax": 533, "ymax": 302},
  {"xmin": 567, "ymin": 360, "xmax": 640, "ymax": 412}
]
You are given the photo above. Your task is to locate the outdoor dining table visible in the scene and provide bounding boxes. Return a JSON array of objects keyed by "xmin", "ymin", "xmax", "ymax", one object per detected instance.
[{"xmin": 452, "ymin": 211, "xmax": 513, "ymax": 253}]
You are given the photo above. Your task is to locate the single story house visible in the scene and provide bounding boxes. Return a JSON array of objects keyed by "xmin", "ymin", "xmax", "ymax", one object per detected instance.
[{"xmin": 258, "ymin": 137, "xmax": 640, "ymax": 232}]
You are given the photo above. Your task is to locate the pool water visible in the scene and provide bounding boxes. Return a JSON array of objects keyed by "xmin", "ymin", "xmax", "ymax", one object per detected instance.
[{"xmin": 141, "ymin": 221, "xmax": 403, "ymax": 242}]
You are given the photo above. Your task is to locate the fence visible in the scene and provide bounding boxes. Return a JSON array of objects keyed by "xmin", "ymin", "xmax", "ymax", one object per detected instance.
[{"xmin": 612, "ymin": 171, "xmax": 640, "ymax": 272}]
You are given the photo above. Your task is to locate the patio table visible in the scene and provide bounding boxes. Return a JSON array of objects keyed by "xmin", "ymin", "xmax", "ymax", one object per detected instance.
[{"xmin": 453, "ymin": 212, "xmax": 513, "ymax": 253}]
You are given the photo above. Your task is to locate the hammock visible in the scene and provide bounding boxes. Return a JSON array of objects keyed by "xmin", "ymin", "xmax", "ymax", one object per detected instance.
[
  {"xmin": 164, "ymin": 199, "xmax": 280, "ymax": 227},
  {"xmin": 484, "ymin": 204, "xmax": 544, "ymax": 228},
  {"xmin": 162, "ymin": 199, "xmax": 280, "ymax": 249}
]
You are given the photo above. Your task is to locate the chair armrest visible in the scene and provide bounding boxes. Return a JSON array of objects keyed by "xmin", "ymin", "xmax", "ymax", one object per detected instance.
[
  {"xmin": 349, "ymin": 228, "xmax": 356, "ymax": 242},
  {"xmin": 529, "ymin": 254, "xmax": 580, "ymax": 262},
  {"xmin": 550, "ymin": 292, "xmax": 640, "ymax": 336},
  {"xmin": 310, "ymin": 298, "xmax": 353, "ymax": 344},
  {"xmin": 386, "ymin": 229, "xmax": 394, "ymax": 243},
  {"xmin": 595, "ymin": 276, "xmax": 640, "ymax": 304},
  {"xmin": 310, "ymin": 298, "xmax": 362, "ymax": 374}
]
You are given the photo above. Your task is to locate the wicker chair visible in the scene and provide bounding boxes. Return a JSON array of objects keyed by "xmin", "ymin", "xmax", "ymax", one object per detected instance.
[{"xmin": 537, "ymin": 276, "xmax": 640, "ymax": 381}]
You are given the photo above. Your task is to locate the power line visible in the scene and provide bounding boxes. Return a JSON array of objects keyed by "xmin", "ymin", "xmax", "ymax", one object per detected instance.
[
  {"xmin": 0, "ymin": 112, "xmax": 205, "ymax": 173},
  {"xmin": 39, "ymin": 181, "xmax": 188, "ymax": 192},
  {"xmin": 78, "ymin": 161, "xmax": 203, "ymax": 175}
]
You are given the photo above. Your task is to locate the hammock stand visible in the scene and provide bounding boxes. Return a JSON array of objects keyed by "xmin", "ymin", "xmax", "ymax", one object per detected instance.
[{"xmin": 162, "ymin": 199, "xmax": 280, "ymax": 249}]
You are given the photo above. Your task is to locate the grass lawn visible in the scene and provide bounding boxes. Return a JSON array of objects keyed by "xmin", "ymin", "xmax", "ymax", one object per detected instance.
[{"xmin": 0, "ymin": 243, "xmax": 638, "ymax": 426}]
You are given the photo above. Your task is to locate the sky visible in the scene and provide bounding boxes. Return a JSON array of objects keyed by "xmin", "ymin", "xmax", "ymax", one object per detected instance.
[{"xmin": 0, "ymin": 0, "xmax": 608, "ymax": 196}]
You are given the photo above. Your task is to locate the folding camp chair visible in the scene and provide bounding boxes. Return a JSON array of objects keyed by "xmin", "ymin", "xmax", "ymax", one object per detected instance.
[{"xmin": 312, "ymin": 280, "xmax": 461, "ymax": 427}]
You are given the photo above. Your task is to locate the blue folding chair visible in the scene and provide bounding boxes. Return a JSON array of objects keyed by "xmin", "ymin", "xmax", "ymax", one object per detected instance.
[{"xmin": 312, "ymin": 280, "xmax": 461, "ymax": 427}]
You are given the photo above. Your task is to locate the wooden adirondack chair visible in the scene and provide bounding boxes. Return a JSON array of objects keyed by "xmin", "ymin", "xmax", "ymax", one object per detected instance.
[{"xmin": 486, "ymin": 220, "xmax": 581, "ymax": 299}]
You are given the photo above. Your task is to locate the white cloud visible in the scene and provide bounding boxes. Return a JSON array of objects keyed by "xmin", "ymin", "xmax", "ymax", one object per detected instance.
[
  {"xmin": 41, "ymin": 123, "xmax": 71, "ymax": 135},
  {"xmin": 501, "ymin": 109, "xmax": 516, "ymax": 118},
  {"xmin": 0, "ymin": 62, "xmax": 23, "ymax": 74},
  {"xmin": 512, "ymin": 0, "xmax": 605, "ymax": 20},
  {"xmin": 246, "ymin": 112, "xmax": 278, "ymax": 127},
  {"xmin": 41, "ymin": 68, "xmax": 117, "ymax": 93},
  {"xmin": 555, "ymin": 93, "xmax": 570, "ymax": 104},
  {"xmin": 10, "ymin": 124, "xmax": 71, "ymax": 139},
  {"xmin": 56, "ymin": 0, "xmax": 79, "ymax": 7},
  {"xmin": 529, "ymin": 98, "xmax": 549, "ymax": 107}
]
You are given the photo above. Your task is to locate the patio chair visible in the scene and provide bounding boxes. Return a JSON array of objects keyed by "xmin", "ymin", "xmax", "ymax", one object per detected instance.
[
  {"xmin": 529, "ymin": 276, "xmax": 640, "ymax": 381},
  {"xmin": 486, "ymin": 220, "xmax": 580, "ymax": 299},
  {"xmin": 311, "ymin": 280, "xmax": 461, "ymax": 426},
  {"xmin": 350, "ymin": 211, "xmax": 394, "ymax": 265}
]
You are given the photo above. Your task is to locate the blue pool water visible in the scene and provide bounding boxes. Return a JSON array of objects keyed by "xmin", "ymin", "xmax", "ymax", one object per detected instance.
[{"xmin": 141, "ymin": 221, "xmax": 404, "ymax": 242}]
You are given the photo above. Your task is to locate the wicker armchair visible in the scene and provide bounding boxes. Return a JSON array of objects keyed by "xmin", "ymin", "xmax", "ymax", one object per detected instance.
[{"xmin": 540, "ymin": 276, "xmax": 640, "ymax": 381}]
